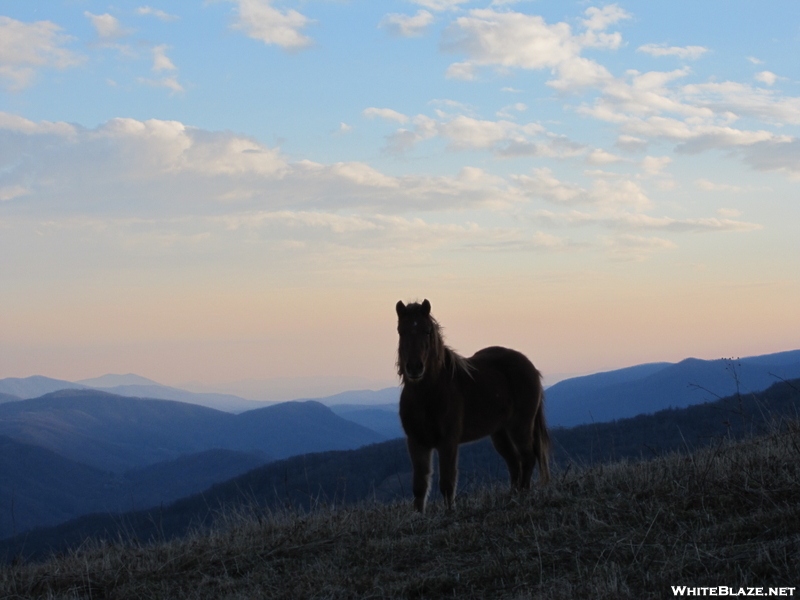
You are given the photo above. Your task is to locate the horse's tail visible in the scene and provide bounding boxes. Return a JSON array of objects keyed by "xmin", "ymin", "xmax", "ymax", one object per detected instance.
[{"xmin": 534, "ymin": 373, "xmax": 551, "ymax": 484}]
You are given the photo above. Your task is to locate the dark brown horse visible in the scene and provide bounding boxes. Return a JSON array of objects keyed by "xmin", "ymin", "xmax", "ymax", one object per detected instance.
[{"xmin": 396, "ymin": 299, "xmax": 550, "ymax": 513}]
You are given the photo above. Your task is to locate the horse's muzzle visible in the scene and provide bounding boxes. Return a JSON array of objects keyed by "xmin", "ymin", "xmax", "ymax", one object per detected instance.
[{"xmin": 405, "ymin": 361, "xmax": 425, "ymax": 381}]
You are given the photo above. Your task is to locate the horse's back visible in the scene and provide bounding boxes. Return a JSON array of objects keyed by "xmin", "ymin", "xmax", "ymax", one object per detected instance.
[{"xmin": 470, "ymin": 346, "xmax": 541, "ymax": 384}]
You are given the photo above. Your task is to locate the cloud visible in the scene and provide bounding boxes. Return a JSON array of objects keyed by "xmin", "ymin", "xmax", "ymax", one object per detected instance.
[
  {"xmin": 586, "ymin": 149, "xmax": 624, "ymax": 165},
  {"xmin": 640, "ymin": 155, "xmax": 672, "ymax": 176},
  {"xmin": 379, "ymin": 111, "xmax": 555, "ymax": 157},
  {"xmin": 441, "ymin": 7, "xmax": 624, "ymax": 90},
  {"xmin": 534, "ymin": 209, "xmax": 762, "ymax": 233},
  {"xmin": 0, "ymin": 114, "xmax": 529, "ymax": 217},
  {"xmin": 575, "ymin": 69, "xmax": 800, "ymax": 170},
  {"xmin": 637, "ymin": 44, "xmax": 708, "ymax": 60},
  {"xmin": 136, "ymin": 6, "xmax": 180, "ymax": 22},
  {"xmin": 582, "ymin": 4, "xmax": 631, "ymax": 31},
  {"xmin": 754, "ymin": 71, "xmax": 782, "ymax": 86},
  {"xmin": 152, "ymin": 45, "xmax": 177, "ymax": 72},
  {"xmin": 84, "ymin": 12, "xmax": 133, "ymax": 40},
  {"xmin": 380, "ymin": 10, "xmax": 434, "ymax": 38},
  {"xmin": 603, "ymin": 233, "xmax": 676, "ymax": 261},
  {"xmin": 496, "ymin": 103, "xmax": 527, "ymax": 119},
  {"xmin": 696, "ymin": 179, "xmax": 744, "ymax": 193},
  {"xmin": 138, "ymin": 76, "xmax": 185, "ymax": 94},
  {"xmin": 362, "ymin": 107, "xmax": 410, "ymax": 123},
  {"xmin": 740, "ymin": 139, "xmax": 800, "ymax": 179},
  {"xmin": 681, "ymin": 81, "xmax": 800, "ymax": 125},
  {"xmin": 445, "ymin": 62, "xmax": 477, "ymax": 81},
  {"xmin": 226, "ymin": 0, "xmax": 313, "ymax": 51},
  {"xmin": 0, "ymin": 16, "xmax": 85, "ymax": 91},
  {"xmin": 0, "ymin": 185, "xmax": 31, "ymax": 202},
  {"xmin": 412, "ymin": 0, "xmax": 469, "ymax": 10},
  {"xmin": 514, "ymin": 168, "xmax": 652, "ymax": 212}
]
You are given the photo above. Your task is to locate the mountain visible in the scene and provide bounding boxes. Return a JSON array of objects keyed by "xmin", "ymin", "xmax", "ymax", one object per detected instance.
[
  {"xmin": 0, "ymin": 389, "xmax": 386, "ymax": 472},
  {"xmin": 0, "ymin": 389, "xmax": 230, "ymax": 471},
  {"xmin": 0, "ymin": 374, "xmax": 268, "ymax": 413},
  {"xmin": 179, "ymin": 375, "xmax": 398, "ymax": 404},
  {"xmin": 75, "ymin": 374, "xmax": 165, "ymax": 388},
  {"xmin": 0, "ymin": 436, "xmax": 270, "ymax": 540},
  {"xmin": 0, "ymin": 376, "xmax": 86, "ymax": 399},
  {"xmin": 329, "ymin": 403, "xmax": 404, "ymax": 439},
  {"xmin": 89, "ymin": 383, "xmax": 267, "ymax": 413},
  {"xmin": 4, "ymin": 377, "xmax": 798, "ymax": 562},
  {"xmin": 0, "ymin": 393, "xmax": 22, "ymax": 405},
  {"xmin": 545, "ymin": 349, "xmax": 800, "ymax": 427},
  {"xmin": 306, "ymin": 387, "xmax": 400, "ymax": 407}
]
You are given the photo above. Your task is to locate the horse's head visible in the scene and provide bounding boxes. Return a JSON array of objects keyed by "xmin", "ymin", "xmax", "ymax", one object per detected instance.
[{"xmin": 396, "ymin": 299, "xmax": 438, "ymax": 383}]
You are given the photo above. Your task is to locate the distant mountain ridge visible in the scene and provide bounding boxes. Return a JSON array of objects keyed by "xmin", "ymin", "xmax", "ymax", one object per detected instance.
[
  {"xmin": 75, "ymin": 374, "xmax": 166, "ymax": 388},
  {"xmin": 545, "ymin": 349, "xmax": 800, "ymax": 427},
  {"xmin": 0, "ymin": 389, "xmax": 386, "ymax": 472}
]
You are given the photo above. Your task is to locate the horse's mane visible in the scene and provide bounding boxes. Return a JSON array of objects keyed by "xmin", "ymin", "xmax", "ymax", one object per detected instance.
[{"xmin": 430, "ymin": 316, "xmax": 475, "ymax": 380}]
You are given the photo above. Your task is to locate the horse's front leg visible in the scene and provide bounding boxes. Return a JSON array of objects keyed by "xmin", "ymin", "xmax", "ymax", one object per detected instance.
[
  {"xmin": 437, "ymin": 443, "xmax": 459, "ymax": 510},
  {"xmin": 407, "ymin": 437, "xmax": 433, "ymax": 513}
]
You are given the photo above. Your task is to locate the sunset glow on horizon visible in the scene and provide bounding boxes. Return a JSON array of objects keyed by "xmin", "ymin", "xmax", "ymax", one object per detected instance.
[{"xmin": 1, "ymin": 1, "xmax": 798, "ymax": 395}]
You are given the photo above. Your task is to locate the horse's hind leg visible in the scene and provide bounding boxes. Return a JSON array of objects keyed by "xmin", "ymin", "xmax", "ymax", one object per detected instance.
[
  {"xmin": 407, "ymin": 437, "xmax": 433, "ymax": 513},
  {"xmin": 508, "ymin": 424, "xmax": 536, "ymax": 490},
  {"xmin": 437, "ymin": 443, "xmax": 459, "ymax": 510},
  {"xmin": 491, "ymin": 430, "xmax": 522, "ymax": 489}
]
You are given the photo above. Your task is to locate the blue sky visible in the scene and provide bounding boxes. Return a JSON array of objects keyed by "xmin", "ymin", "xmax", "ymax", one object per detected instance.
[{"xmin": 1, "ymin": 1, "xmax": 799, "ymax": 393}]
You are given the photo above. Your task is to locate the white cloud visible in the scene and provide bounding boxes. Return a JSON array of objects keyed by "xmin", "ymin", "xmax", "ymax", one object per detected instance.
[
  {"xmin": 0, "ymin": 16, "xmax": 84, "ymax": 91},
  {"xmin": 641, "ymin": 155, "xmax": 672, "ymax": 175},
  {"xmin": 754, "ymin": 71, "xmax": 780, "ymax": 86},
  {"xmin": 696, "ymin": 179, "xmax": 743, "ymax": 192},
  {"xmin": 441, "ymin": 7, "xmax": 623, "ymax": 90},
  {"xmin": 378, "ymin": 110, "xmax": 552, "ymax": 156},
  {"xmin": 0, "ymin": 111, "xmax": 77, "ymax": 136},
  {"xmin": 0, "ymin": 115, "xmax": 531, "ymax": 217},
  {"xmin": 362, "ymin": 107, "xmax": 410, "ymax": 123},
  {"xmin": 445, "ymin": 61, "xmax": 477, "ymax": 81},
  {"xmin": 615, "ymin": 135, "xmax": 648, "ymax": 152},
  {"xmin": 586, "ymin": 149, "xmax": 624, "ymax": 165},
  {"xmin": 582, "ymin": 4, "xmax": 631, "ymax": 31},
  {"xmin": 496, "ymin": 103, "xmax": 527, "ymax": 118},
  {"xmin": 152, "ymin": 45, "xmax": 177, "ymax": 72},
  {"xmin": 136, "ymin": 6, "xmax": 180, "ymax": 22},
  {"xmin": 681, "ymin": 81, "xmax": 800, "ymax": 125},
  {"xmin": 226, "ymin": 0, "xmax": 313, "ymax": 51},
  {"xmin": 139, "ymin": 76, "xmax": 185, "ymax": 94},
  {"xmin": 84, "ymin": 12, "xmax": 132, "ymax": 39},
  {"xmin": 514, "ymin": 168, "xmax": 652, "ymax": 212},
  {"xmin": 380, "ymin": 10, "xmax": 434, "ymax": 38},
  {"xmin": 412, "ymin": 0, "xmax": 469, "ymax": 11},
  {"xmin": 535, "ymin": 209, "xmax": 762, "ymax": 233},
  {"xmin": 637, "ymin": 44, "xmax": 708, "ymax": 60}
]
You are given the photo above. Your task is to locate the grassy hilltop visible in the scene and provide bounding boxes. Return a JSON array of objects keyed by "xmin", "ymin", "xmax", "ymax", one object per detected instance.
[{"xmin": 2, "ymin": 418, "xmax": 799, "ymax": 599}]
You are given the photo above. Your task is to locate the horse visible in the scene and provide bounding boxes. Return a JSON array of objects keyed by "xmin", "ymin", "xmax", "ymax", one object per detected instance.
[{"xmin": 396, "ymin": 299, "xmax": 550, "ymax": 513}]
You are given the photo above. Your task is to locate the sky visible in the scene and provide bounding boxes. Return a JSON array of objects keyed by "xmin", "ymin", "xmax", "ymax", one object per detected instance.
[{"xmin": 1, "ymin": 0, "xmax": 799, "ymax": 395}]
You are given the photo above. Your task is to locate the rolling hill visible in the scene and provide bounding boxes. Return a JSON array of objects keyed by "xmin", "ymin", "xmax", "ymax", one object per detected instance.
[
  {"xmin": 4, "ymin": 377, "xmax": 797, "ymax": 562},
  {"xmin": 0, "ymin": 436, "xmax": 270, "ymax": 540}
]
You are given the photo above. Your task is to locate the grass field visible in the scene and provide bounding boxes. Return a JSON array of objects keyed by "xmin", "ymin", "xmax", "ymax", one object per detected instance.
[{"xmin": 2, "ymin": 419, "xmax": 799, "ymax": 599}]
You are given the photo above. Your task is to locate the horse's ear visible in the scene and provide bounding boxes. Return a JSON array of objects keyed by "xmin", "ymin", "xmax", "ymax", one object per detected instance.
[
  {"xmin": 396, "ymin": 300, "xmax": 406, "ymax": 317},
  {"xmin": 421, "ymin": 299, "xmax": 431, "ymax": 316}
]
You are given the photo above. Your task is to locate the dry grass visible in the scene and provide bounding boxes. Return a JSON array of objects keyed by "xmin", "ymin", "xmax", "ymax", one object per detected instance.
[{"xmin": 3, "ymin": 420, "xmax": 800, "ymax": 599}]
